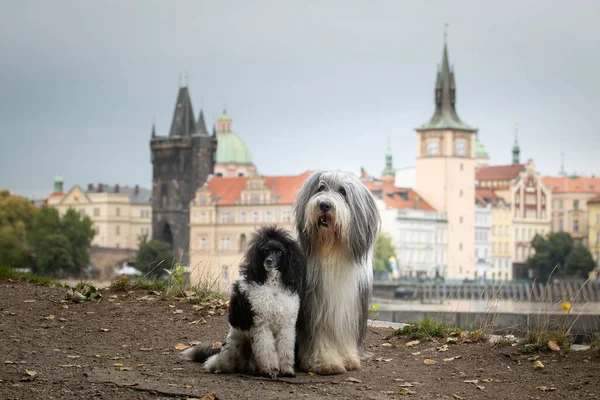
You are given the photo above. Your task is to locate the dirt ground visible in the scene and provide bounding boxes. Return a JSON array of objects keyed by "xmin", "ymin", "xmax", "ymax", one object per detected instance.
[{"xmin": 1, "ymin": 280, "xmax": 599, "ymax": 400}]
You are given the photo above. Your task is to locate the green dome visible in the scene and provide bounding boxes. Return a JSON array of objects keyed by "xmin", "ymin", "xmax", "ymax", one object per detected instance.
[
  {"xmin": 215, "ymin": 131, "xmax": 252, "ymax": 164},
  {"xmin": 475, "ymin": 137, "xmax": 489, "ymax": 159}
]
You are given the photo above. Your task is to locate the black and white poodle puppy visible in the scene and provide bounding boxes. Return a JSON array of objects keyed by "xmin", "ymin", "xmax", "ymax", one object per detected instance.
[{"xmin": 181, "ymin": 225, "xmax": 306, "ymax": 378}]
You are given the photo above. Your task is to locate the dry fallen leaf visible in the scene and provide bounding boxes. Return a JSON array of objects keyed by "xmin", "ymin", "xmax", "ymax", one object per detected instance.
[
  {"xmin": 437, "ymin": 344, "xmax": 449, "ymax": 352},
  {"xmin": 99, "ymin": 328, "xmax": 110, "ymax": 332},
  {"xmin": 139, "ymin": 347, "xmax": 153, "ymax": 351},
  {"xmin": 44, "ymin": 315, "xmax": 55, "ymax": 320},
  {"xmin": 175, "ymin": 343, "xmax": 190, "ymax": 350},
  {"xmin": 112, "ymin": 363, "xmax": 124, "ymax": 367},
  {"xmin": 307, "ymin": 371, "xmax": 317, "ymax": 376},
  {"xmin": 25, "ymin": 370, "xmax": 37, "ymax": 377},
  {"xmin": 398, "ymin": 388, "xmax": 415, "ymax": 395},
  {"xmin": 452, "ymin": 394, "xmax": 463, "ymax": 400},
  {"xmin": 423, "ymin": 359, "xmax": 437, "ymax": 365},
  {"xmin": 199, "ymin": 392, "xmax": 217, "ymax": 400},
  {"xmin": 173, "ymin": 309, "xmax": 184, "ymax": 314},
  {"xmin": 406, "ymin": 340, "xmax": 420, "ymax": 347},
  {"xmin": 447, "ymin": 337, "xmax": 458, "ymax": 343},
  {"xmin": 477, "ymin": 385, "xmax": 485, "ymax": 390},
  {"xmin": 380, "ymin": 343, "xmax": 393, "ymax": 347},
  {"xmin": 345, "ymin": 377, "xmax": 362, "ymax": 383},
  {"xmin": 536, "ymin": 386, "xmax": 557, "ymax": 392},
  {"xmin": 533, "ymin": 360, "xmax": 544, "ymax": 371},
  {"xmin": 24, "ymin": 299, "xmax": 36, "ymax": 303},
  {"xmin": 443, "ymin": 357, "xmax": 456, "ymax": 362},
  {"xmin": 464, "ymin": 380, "xmax": 479, "ymax": 384},
  {"xmin": 93, "ymin": 354, "xmax": 100, "ymax": 358},
  {"xmin": 411, "ymin": 352, "xmax": 421, "ymax": 356},
  {"xmin": 397, "ymin": 382, "xmax": 414, "ymax": 387},
  {"xmin": 548, "ymin": 340, "xmax": 560, "ymax": 352},
  {"xmin": 119, "ymin": 367, "xmax": 131, "ymax": 371}
]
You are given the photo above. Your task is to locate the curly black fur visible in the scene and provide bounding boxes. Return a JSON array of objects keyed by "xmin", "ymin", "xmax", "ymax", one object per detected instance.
[{"xmin": 240, "ymin": 225, "xmax": 305, "ymax": 293}]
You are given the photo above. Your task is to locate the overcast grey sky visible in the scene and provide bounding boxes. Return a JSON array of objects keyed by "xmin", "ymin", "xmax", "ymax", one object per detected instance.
[{"xmin": 1, "ymin": 0, "xmax": 599, "ymax": 198}]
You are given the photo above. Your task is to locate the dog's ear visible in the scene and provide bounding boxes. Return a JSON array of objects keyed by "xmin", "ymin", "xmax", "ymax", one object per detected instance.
[
  {"xmin": 294, "ymin": 171, "xmax": 322, "ymax": 251},
  {"xmin": 241, "ymin": 230, "xmax": 267, "ymax": 284},
  {"xmin": 279, "ymin": 234, "xmax": 306, "ymax": 293},
  {"xmin": 346, "ymin": 177, "xmax": 381, "ymax": 262}
]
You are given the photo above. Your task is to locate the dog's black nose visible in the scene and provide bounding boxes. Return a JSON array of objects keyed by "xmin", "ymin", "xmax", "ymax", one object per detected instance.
[
  {"xmin": 264, "ymin": 257, "xmax": 274, "ymax": 267},
  {"xmin": 320, "ymin": 201, "xmax": 332, "ymax": 212}
]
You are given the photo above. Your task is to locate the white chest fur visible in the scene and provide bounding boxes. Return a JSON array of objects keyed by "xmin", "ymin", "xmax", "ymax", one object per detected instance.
[{"xmin": 240, "ymin": 271, "xmax": 300, "ymax": 332}]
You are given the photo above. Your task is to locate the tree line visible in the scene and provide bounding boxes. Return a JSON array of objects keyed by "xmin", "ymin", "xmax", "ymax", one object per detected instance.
[{"xmin": 0, "ymin": 190, "xmax": 95, "ymax": 277}]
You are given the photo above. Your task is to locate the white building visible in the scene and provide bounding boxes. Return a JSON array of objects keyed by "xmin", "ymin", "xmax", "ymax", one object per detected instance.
[
  {"xmin": 474, "ymin": 196, "xmax": 492, "ymax": 280},
  {"xmin": 364, "ymin": 176, "xmax": 447, "ymax": 280}
]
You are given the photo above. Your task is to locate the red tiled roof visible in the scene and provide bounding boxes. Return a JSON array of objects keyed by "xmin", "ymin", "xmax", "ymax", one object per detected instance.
[
  {"xmin": 542, "ymin": 176, "xmax": 600, "ymax": 194},
  {"xmin": 476, "ymin": 164, "xmax": 525, "ymax": 181},
  {"xmin": 588, "ymin": 195, "xmax": 600, "ymax": 204},
  {"xmin": 206, "ymin": 171, "xmax": 314, "ymax": 206},
  {"xmin": 363, "ymin": 180, "xmax": 435, "ymax": 211},
  {"xmin": 475, "ymin": 188, "xmax": 498, "ymax": 203}
]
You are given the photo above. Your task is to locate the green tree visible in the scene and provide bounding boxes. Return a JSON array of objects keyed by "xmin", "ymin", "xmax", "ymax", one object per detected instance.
[
  {"xmin": 0, "ymin": 190, "xmax": 36, "ymax": 268},
  {"xmin": 135, "ymin": 235, "xmax": 175, "ymax": 276},
  {"xmin": 527, "ymin": 231, "xmax": 594, "ymax": 281},
  {"xmin": 565, "ymin": 241, "xmax": 596, "ymax": 278},
  {"xmin": 373, "ymin": 232, "xmax": 395, "ymax": 273},
  {"xmin": 29, "ymin": 206, "xmax": 95, "ymax": 277}
]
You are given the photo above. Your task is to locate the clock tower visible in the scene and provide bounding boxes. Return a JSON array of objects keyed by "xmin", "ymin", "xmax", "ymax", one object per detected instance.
[{"xmin": 415, "ymin": 37, "xmax": 477, "ymax": 281}]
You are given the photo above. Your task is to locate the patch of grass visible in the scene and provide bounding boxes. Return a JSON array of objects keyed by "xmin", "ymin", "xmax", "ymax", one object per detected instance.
[
  {"xmin": 391, "ymin": 316, "xmax": 462, "ymax": 342},
  {"xmin": 590, "ymin": 334, "xmax": 600, "ymax": 354},
  {"xmin": 518, "ymin": 329, "xmax": 571, "ymax": 354},
  {"xmin": 0, "ymin": 265, "xmax": 56, "ymax": 286},
  {"xmin": 109, "ymin": 274, "xmax": 168, "ymax": 292}
]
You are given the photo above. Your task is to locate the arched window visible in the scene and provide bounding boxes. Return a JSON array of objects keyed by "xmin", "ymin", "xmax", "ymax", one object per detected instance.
[{"xmin": 239, "ymin": 234, "xmax": 247, "ymax": 253}]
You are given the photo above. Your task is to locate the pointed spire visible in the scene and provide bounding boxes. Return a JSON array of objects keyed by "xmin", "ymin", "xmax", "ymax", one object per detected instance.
[
  {"xmin": 381, "ymin": 135, "xmax": 395, "ymax": 179},
  {"xmin": 417, "ymin": 31, "xmax": 477, "ymax": 132},
  {"xmin": 151, "ymin": 122, "xmax": 156, "ymax": 137},
  {"xmin": 512, "ymin": 122, "xmax": 521, "ymax": 165},
  {"xmin": 195, "ymin": 109, "xmax": 208, "ymax": 134},
  {"xmin": 168, "ymin": 85, "xmax": 196, "ymax": 137},
  {"xmin": 559, "ymin": 151, "xmax": 567, "ymax": 176}
]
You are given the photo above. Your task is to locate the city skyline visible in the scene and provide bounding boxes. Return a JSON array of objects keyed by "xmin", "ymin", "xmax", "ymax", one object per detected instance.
[{"xmin": 1, "ymin": 0, "xmax": 599, "ymax": 198}]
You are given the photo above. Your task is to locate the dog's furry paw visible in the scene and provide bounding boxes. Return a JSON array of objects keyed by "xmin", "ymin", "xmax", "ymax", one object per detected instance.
[
  {"xmin": 310, "ymin": 362, "xmax": 346, "ymax": 376},
  {"xmin": 279, "ymin": 365, "xmax": 296, "ymax": 378},
  {"xmin": 342, "ymin": 356, "xmax": 361, "ymax": 371}
]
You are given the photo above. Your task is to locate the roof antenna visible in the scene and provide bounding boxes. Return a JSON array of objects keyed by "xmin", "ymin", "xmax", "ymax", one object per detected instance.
[
  {"xmin": 185, "ymin": 71, "xmax": 189, "ymax": 87},
  {"xmin": 178, "ymin": 72, "xmax": 183, "ymax": 88}
]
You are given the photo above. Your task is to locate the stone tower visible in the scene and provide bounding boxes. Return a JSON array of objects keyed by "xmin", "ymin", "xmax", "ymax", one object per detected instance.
[
  {"xmin": 415, "ymin": 37, "xmax": 478, "ymax": 281},
  {"xmin": 150, "ymin": 85, "xmax": 217, "ymax": 259}
]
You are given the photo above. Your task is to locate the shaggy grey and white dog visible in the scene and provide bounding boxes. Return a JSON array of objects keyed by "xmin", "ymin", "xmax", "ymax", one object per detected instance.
[
  {"xmin": 294, "ymin": 171, "xmax": 380, "ymax": 375},
  {"xmin": 181, "ymin": 226, "xmax": 305, "ymax": 378}
]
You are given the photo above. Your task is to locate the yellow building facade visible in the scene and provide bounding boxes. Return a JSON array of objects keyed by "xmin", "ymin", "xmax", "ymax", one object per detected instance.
[
  {"xmin": 587, "ymin": 196, "xmax": 600, "ymax": 279},
  {"xmin": 46, "ymin": 182, "xmax": 152, "ymax": 250}
]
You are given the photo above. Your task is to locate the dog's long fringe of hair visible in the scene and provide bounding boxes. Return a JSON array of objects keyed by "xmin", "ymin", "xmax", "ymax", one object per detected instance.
[{"xmin": 294, "ymin": 171, "xmax": 380, "ymax": 373}]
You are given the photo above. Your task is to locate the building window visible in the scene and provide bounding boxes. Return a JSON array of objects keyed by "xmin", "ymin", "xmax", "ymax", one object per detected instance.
[
  {"xmin": 596, "ymin": 231, "xmax": 600, "ymax": 244},
  {"xmin": 460, "ymin": 190, "xmax": 463, "ymax": 197},
  {"xmin": 573, "ymin": 200, "xmax": 579, "ymax": 210},
  {"xmin": 240, "ymin": 212, "xmax": 246, "ymax": 223},
  {"xmin": 505, "ymin": 243, "xmax": 508, "ymax": 253},
  {"xmin": 459, "ymin": 243, "xmax": 463, "ymax": 251},
  {"xmin": 116, "ymin": 207, "xmax": 120, "ymax": 217},
  {"xmin": 596, "ymin": 214, "xmax": 600, "ymax": 224},
  {"xmin": 460, "ymin": 216, "xmax": 463, "ymax": 223},
  {"xmin": 93, "ymin": 208, "xmax": 100, "ymax": 217},
  {"xmin": 455, "ymin": 139, "xmax": 466, "ymax": 156},
  {"xmin": 573, "ymin": 219, "xmax": 579, "ymax": 233},
  {"xmin": 199, "ymin": 237, "xmax": 206, "ymax": 250},
  {"xmin": 200, "ymin": 212, "xmax": 206, "ymax": 224},
  {"xmin": 239, "ymin": 234, "xmax": 247, "ymax": 253},
  {"xmin": 559, "ymin": 219, "xmax": 564, "ymax": 231},
  {"xmin": 427, "ymin": 140, "xmax": 439, "ymax": 156},
  {"xmin": 116, "ymin": 243, "xmax": 120, "ymax": 249},
  {"xmin": 116, "ymin": 225, "xmax": 120, "ymax": 235},
  {"xmin": 265, "ymin": 212, "xmax": 272, "ymax": 223},
  {"xmin": 220, "ymin": 237, "xmax": 230, "ymax": 250},
  {"xmin": 253, "ymin": 212, "xmax": 259, "ymax": 223},
  {"xmin": 460, "ymin": 163, "xmax": 463, "ymax": 171}
]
